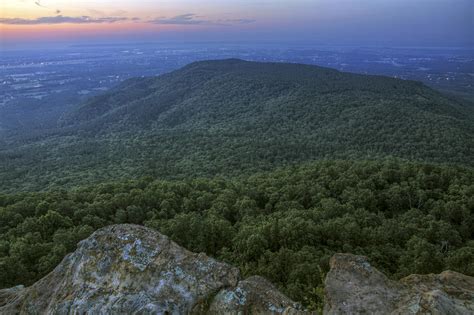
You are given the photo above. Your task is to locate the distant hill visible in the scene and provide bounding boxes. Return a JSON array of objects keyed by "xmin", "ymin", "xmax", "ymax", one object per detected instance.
[{"xmin": 0, "ymin": 59, "xmax": 473, "ymax": 192}]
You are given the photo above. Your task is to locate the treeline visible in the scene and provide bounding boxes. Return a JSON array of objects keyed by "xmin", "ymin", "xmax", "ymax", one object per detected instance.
[{"xmin": 1, "ymin": 159, "xmax": 473, "ymax": 308}]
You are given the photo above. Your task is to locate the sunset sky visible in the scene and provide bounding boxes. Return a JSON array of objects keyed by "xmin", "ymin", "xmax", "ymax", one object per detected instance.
[{"xmin": 1, "ymin": 0, "xmax": 473, "ymax": 47}]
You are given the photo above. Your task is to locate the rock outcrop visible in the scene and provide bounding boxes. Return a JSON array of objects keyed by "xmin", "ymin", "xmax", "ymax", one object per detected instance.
[
  {"xmin": 0, "ymin": 224, "xmax": 303, "ymax": 314},
  {"xmin": 2, "ymin": 225, "xmax": 473, "ymax": 314},
  {"xmin": 324, "ymin": 253, "xmax": 474, "ymax": 315}
]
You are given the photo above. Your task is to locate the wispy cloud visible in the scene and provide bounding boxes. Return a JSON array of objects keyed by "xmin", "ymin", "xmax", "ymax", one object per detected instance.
[
  {"xmin": 149, "ymin": 14, "xmax": 211, "ymax": 25},
  {"xmin": 34, "ymin": 0, "xmax": 62, "ymax": 15},
  {"xmin": 0, "ymin": 12, "xmax": 255, "ymax": 26},
  {"xmin": 34, "ymin": 0, "xmax": 45, "ymax": 8},
  {"xmin": 0, "ymin": 15, "xmax": 129, "ymax": 25},
  {"xmin": 149, "ymin": 14, "xmax": 256, "ymax": 26}
]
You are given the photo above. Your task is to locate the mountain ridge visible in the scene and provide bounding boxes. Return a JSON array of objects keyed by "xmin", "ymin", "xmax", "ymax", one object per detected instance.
[
  {"xmin": 61, "ymin": 58, "xmax": 455, "ymax": 130},
  {"xmin": 0, "ymin": 59, "xmax": 472, "ymax": 192}
]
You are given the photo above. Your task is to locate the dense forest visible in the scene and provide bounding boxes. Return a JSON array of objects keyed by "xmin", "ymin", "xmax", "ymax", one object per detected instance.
[
  {"xmin": 1, "ymin": 60, "xmax": 473, "ymax": 310},
  {"xmin": 1, "ymin": 160, "xmax": 473, "ymax": 309},
  {"xmin": 1, "ymin": 60, "xmax": 473, "ymax": 192}
]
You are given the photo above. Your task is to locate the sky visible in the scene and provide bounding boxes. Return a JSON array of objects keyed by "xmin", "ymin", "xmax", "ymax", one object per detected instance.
[{"xmin": 1, "ymin": 0, "xmax": 473, "ymax": 48}]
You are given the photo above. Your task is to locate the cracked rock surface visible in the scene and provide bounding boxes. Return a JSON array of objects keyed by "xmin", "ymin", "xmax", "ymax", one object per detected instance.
[
  {"xmin": 0, "ymin": 224, "xmax": 303, "ymax": 314},
  {"xmin": 2, "ymin": 225, "xmax": 472, "ymax": 315},
  {"xmin": 324, "ymin": 253, "xmax": 474, "ymax": 315}
]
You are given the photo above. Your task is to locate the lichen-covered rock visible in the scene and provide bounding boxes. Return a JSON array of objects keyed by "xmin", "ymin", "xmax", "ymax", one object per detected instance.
[
  {"xmin": 209, "ymin": 276, "xmax": 305, "ymax": 314},
  {"xmin": 8, "ymin": 228, "xmax": 472, "ymax": 315},
  {"xmin": 324, "ymin": 253, "xmax": 474, "ymax": 315},
  {"xmin": 398, "ymin": 271, "xmax": 474, "ymax": 314},
  {"xmin": 0, "ymin": 224, "xmax": 303, "ymax": 315},
  {"xmin": 323, "ymin": 253, "xmax": 403, "ymax": 314}
]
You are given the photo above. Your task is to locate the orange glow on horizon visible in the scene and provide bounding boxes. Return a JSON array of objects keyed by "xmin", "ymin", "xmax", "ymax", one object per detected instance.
[
  {"xmin": 1, "ymin": 0, "xmax": 214, "ymax": 42},
  {"xmin": 0, "ymin": 22, "xmax": 188, "ymax": 41},
  {"xmin": 0, "ymin": 0, "xmax": 263, "ymax": 44}
]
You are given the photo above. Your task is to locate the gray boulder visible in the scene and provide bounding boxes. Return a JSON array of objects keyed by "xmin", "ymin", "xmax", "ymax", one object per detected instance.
[
  {"xmin": 324, "ymin": 253, "xmax": 474, "ymax": 315},
  {"xmin": 3, "ymin": 226, "xmax": 472, "ymax": 315},
  {"xmin": 0, "ymin": 224, "xmax": 303, "ymax": 315}
]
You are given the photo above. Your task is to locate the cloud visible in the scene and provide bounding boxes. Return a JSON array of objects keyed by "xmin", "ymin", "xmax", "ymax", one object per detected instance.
[
  {"xmin": 149, "ymin": 14, "xmax": 255, "ymax": 26},
  {"xmin": 0, "ymin": 15, "xmax": 129, "ymax": 25},
  {"xmin": 0, "ymin": 12, "xmax": 255, "ymax": 26},
  {"xmin": 149, "ymin": 14, "xmax": 210, "ymax": 25},
  {"xmin": 34, "ymin": 0, "xmax": 45, "ymax": 8},
  {"xmin": 34, "ymin": 0, "xmax": 61, "ymax": 14}
]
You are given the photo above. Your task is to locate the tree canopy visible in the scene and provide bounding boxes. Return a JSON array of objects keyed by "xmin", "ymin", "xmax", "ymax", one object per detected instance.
[{"xmin": 1, "ymin": 160, "xmax": 472, "ymax": 308}]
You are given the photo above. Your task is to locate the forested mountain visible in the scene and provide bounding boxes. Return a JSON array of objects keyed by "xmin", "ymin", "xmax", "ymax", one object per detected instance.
[
  {"xmin": 62, "ymin": 59, "xmax": 472, "ymax": 132},
  {"xmin": 0, "ymin": 59, "xmax": 473, "ymax": 192}
]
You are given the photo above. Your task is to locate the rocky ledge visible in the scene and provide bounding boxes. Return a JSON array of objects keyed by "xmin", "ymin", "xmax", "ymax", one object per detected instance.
[
  {"xmin": 324, "ymin": 253, "xmax": 474, "ymax": 314},
  {"xmin": 0, "ymin": 224, "xmax": 303, "ymax": 314},
  {"xmin": 1, "ymin": 224, "xmax": 473, "ymax": 314}
]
